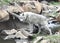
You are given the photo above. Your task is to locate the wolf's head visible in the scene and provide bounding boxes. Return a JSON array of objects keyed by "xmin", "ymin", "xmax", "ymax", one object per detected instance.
[{"xmin": 19, "ymin": 13, "xmax": 28, "ymax": 22}]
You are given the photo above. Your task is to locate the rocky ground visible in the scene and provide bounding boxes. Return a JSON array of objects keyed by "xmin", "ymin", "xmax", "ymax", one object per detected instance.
[{"xmin": 0, "ymin": 0, "xmax": 60, "ymax": 43}]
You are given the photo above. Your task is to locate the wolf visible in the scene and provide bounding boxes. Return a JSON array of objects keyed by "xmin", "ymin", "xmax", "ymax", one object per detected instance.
[{"xmin": 9, "ymin": 12, "xmax": 52, "ymax": 35}]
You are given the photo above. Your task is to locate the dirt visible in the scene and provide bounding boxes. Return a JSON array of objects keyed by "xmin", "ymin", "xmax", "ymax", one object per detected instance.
[{"xmin": 0, "ymin": 18, "xmax": 28, "ymax": 30}]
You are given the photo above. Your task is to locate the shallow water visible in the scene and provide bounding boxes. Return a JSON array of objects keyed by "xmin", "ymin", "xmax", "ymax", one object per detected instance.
[{"xmin": 0, "ymin": 37, "xmax": 15, "ymax": 43}]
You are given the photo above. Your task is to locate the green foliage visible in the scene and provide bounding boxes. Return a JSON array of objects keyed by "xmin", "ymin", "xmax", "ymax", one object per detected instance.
[
  {"xmin": 50, "ymin": 1, "xmax": 60, "ymax": 5},
  {"xmin": 4, "ymin": 0, "xmax": 10, "ymax": 3},
  {"xmin": 0, "ymin": 0, "xmax": 15, "ymax": 5}
]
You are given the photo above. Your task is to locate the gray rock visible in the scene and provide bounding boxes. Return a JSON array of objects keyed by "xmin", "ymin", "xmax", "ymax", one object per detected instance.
[
  {"xmin": 4, "ymin": 35, "xmax": 16, "ymax": 40},
  {"xmin": 2, "ymin": 29, "xmax": 17, "ymax": 35},
  {"xmin": 15, "ymin": 31, "xmax": 27, "ymax": 39},
  {"xmin": 20, "ymin": 29, "xmax": 33, "ymax": 37},
  {"xmin": 15, "ymin": 39, "xmax": 29, "ymax": 43}
]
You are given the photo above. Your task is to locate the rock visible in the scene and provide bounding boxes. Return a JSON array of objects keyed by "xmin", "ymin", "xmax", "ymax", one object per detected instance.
[
  {"xmin": 34, "ymin": 1, "xmax": 42, "ymax": 14},
  {"xmin": 0, "ymin": 10, "xmax": 9, "ymax": 22},
  {"xmin": 5, "ymin": 4, "xmax": 24, "ymax": 13},
  {"xmin": 20, "ymin": 29, "xmax": 33, "ymax": 37},
  {"xmin": 15, "ymin": 31, "xmax": 27, "ymax": 39},
  {"xmin": 2, "ymin": 29, "xmax": 17, "ymax": 35},
  {"xmin": 5, "ymin": 1, "xmax": 42, "ymax": 14},
  {"xmin": 4, "ymin": 35, "xmax": 16, "ymax": 40},
  {"xmin": 15, "ymin": 39, "xmax": 29, "ymax": 43},
  {"xmin": 55, "ymin": 32, "xmax": 60, "ymax": 35},
  {"xmin": 41, "ymin": 1, "xmax": 48, "ymax": 5},
  {"xmin": 33, "ymin": 36, "xmax": 43, "ymax": 43},
  {"xmin": 21, "ymin": 1, "xmax": 42, "ymax": 14},
  {"xmin": 42, "ymin": 4, "xmax": 58, "ymax": 17},
  {"xmin": 56, "ymin": 14, "xmax": 60, "ymax": 22},
  {"xmin": 56, "ymin": 7, "xmax": 60, "ymax": 12},
  {"xmin": 3, "ymin": 29, "xmax": 28, "ymax": 40},
  {"xmin": 40, "ymin": 39, "xmax": 50, "ymax": 43}
]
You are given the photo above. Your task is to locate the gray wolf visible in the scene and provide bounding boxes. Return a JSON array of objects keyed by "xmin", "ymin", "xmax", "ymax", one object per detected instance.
[{"xmin": 9, "ymin": 12, "xmax": 52, "ymax": 35}]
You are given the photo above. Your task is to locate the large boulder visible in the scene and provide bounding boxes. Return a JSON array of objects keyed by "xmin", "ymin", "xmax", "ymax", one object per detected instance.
[
  {"xmin": 0, "ymin": 10, "xmax": 9, "ymax": 22},
  {"xmin": 20, "ymin": 1, "xmax": 42, "ymax": 14},
  {"xmin": 6, "ymin": 5, "xmax": 24, "ymax": 13}
]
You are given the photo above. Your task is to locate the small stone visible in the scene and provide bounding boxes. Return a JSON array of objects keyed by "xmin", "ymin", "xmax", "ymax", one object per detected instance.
[
  {"xmin": 40, "ymin": 39, "xmax": 50, "ymax": 43},
  {"xmin": 33, "ymin": 36, "xmax": 43, "ymax": 43},
  {"xmin": 2, "ymin": 29, "xmax": 17, "ymax": 35}
]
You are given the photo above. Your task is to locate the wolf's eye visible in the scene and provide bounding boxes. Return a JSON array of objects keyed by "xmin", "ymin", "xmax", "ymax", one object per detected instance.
[{"xmin": 22, "ymin": 13, "xmax": 24, "ymax": 16}]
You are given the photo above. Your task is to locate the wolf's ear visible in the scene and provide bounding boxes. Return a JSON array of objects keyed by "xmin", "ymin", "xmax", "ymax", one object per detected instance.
[{"xmin": 25, "ymin": 14, "xmax": 28, "ymax": 20}]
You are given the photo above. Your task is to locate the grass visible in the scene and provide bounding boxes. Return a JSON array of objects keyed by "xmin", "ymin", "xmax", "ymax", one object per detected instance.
[
  {"xmin": 33, "ymin": 35, "xmax": 60, "ymax": 43},
  {"xmin": 44, "ymin": 35, "xmax": 60, "ymax": 43},
  {"xmin": 50, "ymin": 1, "xmax": 60, "ymax": 5},
  {"xmin": 0, "ymin": 0, "xmax": 16, "ymax": 5},
  {"xmin": 45, "ymin": 35, "xmax": 60, "ymax": 39}
]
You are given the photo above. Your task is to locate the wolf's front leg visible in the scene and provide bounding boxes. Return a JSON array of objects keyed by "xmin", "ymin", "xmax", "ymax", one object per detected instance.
[
  {"xmin": 37, "ymin": 24, "xmax": 41, "ymax": 34},
  {"xmin": 44, "ymin": 24, "xmax": 52, "ymax": 35},
  {"xmin": 28, "ymin": 23, "xmax": 34, "ymax": 34}
]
